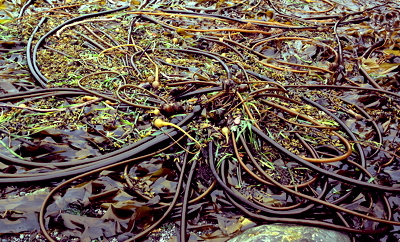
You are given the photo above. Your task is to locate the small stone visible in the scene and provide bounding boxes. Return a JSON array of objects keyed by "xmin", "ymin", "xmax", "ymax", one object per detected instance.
[{"xmin": 228, "ymin": 224, "xmax": 351, "ymax": 242}]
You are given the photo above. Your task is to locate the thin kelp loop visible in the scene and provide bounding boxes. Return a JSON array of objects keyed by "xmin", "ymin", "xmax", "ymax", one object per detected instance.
[
  {"xmin": 77, "ymin": 70, "xmax": 125, "ymax": 102},
  {"xmin": 236, "ymin": 90, "xmax": 351, "ymax": 162},
  {"xmin": 250, "ymin": 124, "xmax": 399, "ymax": 193},
  {"xmin": 199, "ymin": 36, "xmax": 246, "ymax": 60},
  {"xmin": 259, "ymin": 99, "xmax": 352, "ymax": 163},
  {"xmin": 99, "ymin": 43, "xmax": 161, "ymax": 81},
  {"xmin": 232, "ymin": 132, "xmax": 319, "ymax": 190},
  {"xmin": 116, "ymin": 84, "xmax": 166, "ymax": 109},
  {"xmin": 209, "ymin": 141, "xmax": 391, "ymax": 234},
  {"xmin": 237, "ymin": 132, "xmax": 328, "ymax": 211},
  {"xmin": 325, "ymin": 93, "xmax": 383, "ymax": 159},
  {"xmin": 260, "ymin": 108, "xmax": 339, "ymax": 130},
  {"xmin": 123, "ymin": 46, "xmax": 233, "ymax": 80},
  {"xmin": 228, "ymin": 134, "xmax": 397, "ymax": 224}
]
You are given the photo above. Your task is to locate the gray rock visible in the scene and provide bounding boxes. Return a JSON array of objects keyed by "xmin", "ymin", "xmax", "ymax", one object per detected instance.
[{"xmin": 228, "ymin": 223, "xmax": 351, "ymax": 242}]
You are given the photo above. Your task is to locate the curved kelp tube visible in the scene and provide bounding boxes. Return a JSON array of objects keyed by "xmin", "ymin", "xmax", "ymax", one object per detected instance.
[
  {"xmin": 0, "ymin": 106, "xmax": 201, "ymax": 183},
  {"xmin": 27, "ymin": 6, "xmax": 129, "ymax": 87}
]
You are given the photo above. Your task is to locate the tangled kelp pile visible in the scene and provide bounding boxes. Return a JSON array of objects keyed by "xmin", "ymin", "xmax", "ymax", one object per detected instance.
[{"xmin": 1, "ymin": 0, "xmax": 400, "ymax": 241}]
